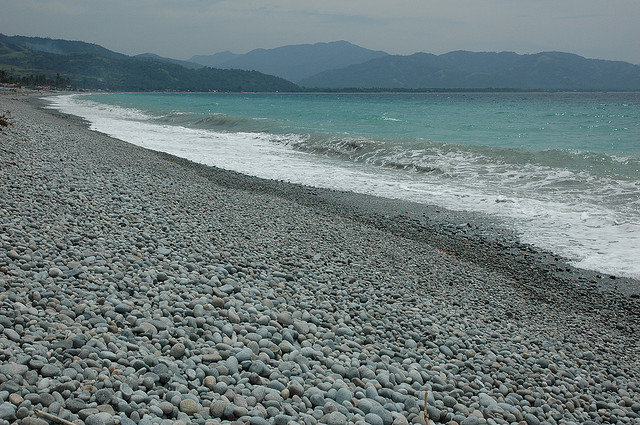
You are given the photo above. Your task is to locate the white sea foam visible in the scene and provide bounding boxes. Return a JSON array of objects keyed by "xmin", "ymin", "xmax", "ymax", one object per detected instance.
[{"xmin": 46, "ymin": 94, "xmax": 640, "ymax": 279}]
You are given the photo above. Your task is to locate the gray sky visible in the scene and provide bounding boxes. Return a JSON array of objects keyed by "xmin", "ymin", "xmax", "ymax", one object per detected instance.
[{"xmin": 1, "ymin": 0, "xmax": 639, "ymax": 64}]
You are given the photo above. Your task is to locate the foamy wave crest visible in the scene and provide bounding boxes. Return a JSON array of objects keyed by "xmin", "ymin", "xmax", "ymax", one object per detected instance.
[
  {"xmin": 47, "ymin": 94, "xmax": 152, "ymax": 121},
  {"xmin": 279, "ymin": 132, "xmax": 640, "ymax": 190}
]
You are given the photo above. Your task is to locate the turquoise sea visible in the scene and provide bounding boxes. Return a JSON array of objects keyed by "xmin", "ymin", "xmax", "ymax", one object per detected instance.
[{"xmin": 48, "ymin": 92, "xmax": 640, "ymax": 278}]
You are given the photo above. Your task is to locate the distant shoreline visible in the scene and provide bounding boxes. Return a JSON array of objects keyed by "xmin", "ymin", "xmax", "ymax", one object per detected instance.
[{"xmin": 28, "ymin": 87, "xmax": 640, "ymax": 96}]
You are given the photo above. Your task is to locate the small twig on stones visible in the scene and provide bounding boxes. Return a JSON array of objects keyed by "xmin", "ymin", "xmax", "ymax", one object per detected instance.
[
  {"xmin": 424, "ymin": 390, "xmax": 430, "ymax": 423},
  {"xmin": 34, "ymin": 409, "xmax": 76, "ymax": 425}
]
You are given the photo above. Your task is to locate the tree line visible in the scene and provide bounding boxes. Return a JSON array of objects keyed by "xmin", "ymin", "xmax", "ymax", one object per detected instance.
[{"xmin": 0, "ymin": 70, "xmax": 71, "ymax": 88}]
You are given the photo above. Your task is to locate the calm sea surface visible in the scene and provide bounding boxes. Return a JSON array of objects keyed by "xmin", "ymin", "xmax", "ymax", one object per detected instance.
[{"xmin": 48, "ymin": 92, "xmax": 640, "ymax": 279}]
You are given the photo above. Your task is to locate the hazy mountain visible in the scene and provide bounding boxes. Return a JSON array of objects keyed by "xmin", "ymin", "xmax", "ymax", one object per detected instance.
[
  {"xmin": 0, "ymin": 34, "xmax": 126, "ymax": 59},
  {"xmin": 0, "ymin": 34, "xmax": 299, "ymax": 92},
  {"xmin": 5, "ymin": 34, "xmax": 637, "ymax": 91},
  {"xmin": 189, "ymin": 41, "xmax": 388, "ymax": 82},
  {"xmin": 299, "ymin": 50, "xmax": 640, "ymax": 90},
  {"xmin": 135, "ymin": 53, "xmax": 203, "ymax": 69},
  {"xmin": 189, "ymin": 51, "xmax": 240, "ymax": 68}
]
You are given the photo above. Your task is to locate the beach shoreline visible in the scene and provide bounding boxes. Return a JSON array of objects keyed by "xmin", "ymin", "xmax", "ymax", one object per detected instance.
[
  {"xmin": 32, "ymin": 92, "xmax": 640, "ymax": 300},
  {"xmin": 1, "ymin": 90, "xmax": 639, "ymax": 425}
]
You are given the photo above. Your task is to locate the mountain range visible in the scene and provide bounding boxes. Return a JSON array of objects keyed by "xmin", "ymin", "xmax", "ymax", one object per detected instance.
[
  {"xmin": 190, "ymin": 42, "xmax": 640, "ymax": 90},
  {"xmin": 1, "ymin": 33, "xmax": 640, "ymax": 91},
  {"xmin": 188, "ymin": 41, "xmax": 388, "ymax": 83},
  {"xmin": 299, "ymin": 51, "xmax": 640, "ymax": 90},
  {"xmin": 0, "ymin": 34, "xmax": 298, "ymax": 92},
  {"xmin": 134, "ymin": 53, "xmax": 203, "ymax": 70}
]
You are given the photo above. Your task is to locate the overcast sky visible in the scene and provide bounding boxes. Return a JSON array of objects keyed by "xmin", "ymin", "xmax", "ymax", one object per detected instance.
[{"xmin": 1, "ymin": 0, "xmax": 639, "ymax": 64}]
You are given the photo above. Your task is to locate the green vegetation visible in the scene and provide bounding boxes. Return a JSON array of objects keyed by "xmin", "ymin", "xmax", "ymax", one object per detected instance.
[
  {"xmin": 0, "ymin": 34, "xmax": 126, "ymax": 59},
  {"xmin": 0, "ymin": 34, "xmax": 300, "ymax": 92},
  {"xmin": 0, "ymin": 69, "xmax": 71, "ymax": 88}
]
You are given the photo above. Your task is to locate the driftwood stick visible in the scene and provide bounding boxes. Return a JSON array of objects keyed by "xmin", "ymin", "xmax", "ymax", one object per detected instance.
[
  {"xmin": 34, "ymin": 409, "xmax": 76, "ymax": 425},
  {"xmin": 424, "ymin": 390, "xmax": 430, "ymax": 423}
]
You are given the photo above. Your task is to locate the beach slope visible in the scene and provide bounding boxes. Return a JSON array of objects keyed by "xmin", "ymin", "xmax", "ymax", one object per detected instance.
[{"xmin": 0, "ymin": 92, "xmax": 638, "ymax": 425}]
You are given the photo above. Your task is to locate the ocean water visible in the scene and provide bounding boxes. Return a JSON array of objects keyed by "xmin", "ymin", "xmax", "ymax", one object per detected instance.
[{"xmin": 47, "ymin": 92, "xmax": 640, "ymax": 279}]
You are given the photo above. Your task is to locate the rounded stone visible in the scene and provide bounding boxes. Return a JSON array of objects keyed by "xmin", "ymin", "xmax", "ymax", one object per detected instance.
[
  {"xmin": 323, "ymin": 411, "xmax": 347, "ymax": 425},
  {"xmin": 249, "ymin": 417, "xmax": 270, "ymax": 425},
  {"xmin": 65, "ymin": 398, "xmax": 85, "ymax": 413},
  {"xmin": 213, "ymin": 381, "xmax": 228, "ymax": 394},
  {"xmin": 94, "ymin": 389, "xmax": 114, "ymax": 405},
  {"xmin": 335, "ymin": 387, "xmax": 352, "ymax": 405},
  {"xmin": 0, "ymin": 402, "xmax": 16, "ymax": 421},
  {"xmin": 204, "ymin": 376, "xmax": 217, "ymax": 390},
  {"xmin": 114, "ymin": 303, "xmax": 131, "ymax": 314},
  {"xmin": 209, "ymin": 400, "xmax": 228, "ymax": 418},
  {"xmin": 159, "ymin": 401, "xmax": 174, "ymax": 416},
  {"xmin": 524, "ymin": 413, "xmax": 541, "ymax": 425},
  {"xmin": 8, "ymin": 394, "xmax": 23, "ymax": 406},
  {"xmin": 0, "ymin": 363, "xmax": 27, "ymax": 378},
  {"xmin": 236, "ymin": 347, "xmax": 253, "ymax": 362},
  {"xmin": 40, "ymin": 364, "xmax": 60, "ymax": 377},
  {"xmin": 364, "ymin": 412, "xmax": 384, "ymax": 425},
  {"xmin": 48, "ymin": 268, "xmax": 62, "ymax": 277},
  {"xmin": 288, "ymin": 382, "xmax": 304, "ymax": 397},
  {"xmin": 439, "ymin": 345, "xmax": 454, "ymax": 357},
  {"xmin": 20, "ymin": 418, "xmax": 48, "ymax": 425},
  {"xmin": 179, "ymin": 399, "xmax": 201, "ymax": 415},
  {"xmin": 4, "ymin": 329, "xmax": 20, "ymax": 342},
  {"xmin": 85, "ymin": 412, "xmax": 115, "ymax": 425},
  {"xmin": 170, "ymin": 343, "xmax": 186, "ymax": 358},
  {"xmin": 276, "ymin": 312, "xmax": 293, "ymax": 326}
]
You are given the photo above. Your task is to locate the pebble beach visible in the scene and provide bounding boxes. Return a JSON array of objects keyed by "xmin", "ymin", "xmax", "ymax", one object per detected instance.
[{"xmin": 1, "ymin": 92, "xmax": 639, "ymax": 425}]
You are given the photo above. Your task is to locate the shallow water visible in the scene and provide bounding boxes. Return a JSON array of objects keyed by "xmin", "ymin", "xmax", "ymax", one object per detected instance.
[{"xmin": 47, "ymin": 92, "xmax": 640, "ymax": 279}]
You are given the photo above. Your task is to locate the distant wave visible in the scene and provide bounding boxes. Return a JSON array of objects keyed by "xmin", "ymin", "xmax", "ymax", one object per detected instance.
[
  {"xmin": 152, "ymin": 111, "xmax": 280, "ymax": 133},
  {"xmin": 143, "ymin": 110, "xmax": 640, "ymax": 181}
]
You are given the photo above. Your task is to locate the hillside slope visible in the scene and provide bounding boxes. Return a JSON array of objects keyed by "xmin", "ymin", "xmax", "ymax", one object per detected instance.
[
  {"xmin": 134, "ymin": 53, "xmax": 203, "ymax": 70},
  {"xmin": 0, "ymin": 34, "xmax": 299, "ymax": 92},
  {"xmin": 190, "ymin": 41, "xmax": 388, "ymax": 82},
  {"xmin": 299, "ymin": 51, "xmax": 640, "ymax": 90}
]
